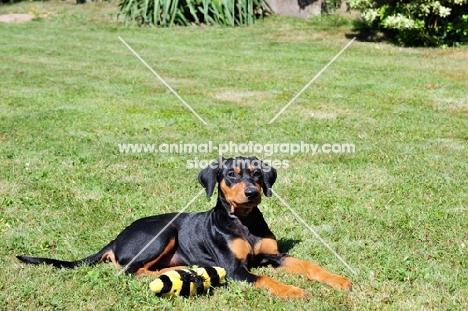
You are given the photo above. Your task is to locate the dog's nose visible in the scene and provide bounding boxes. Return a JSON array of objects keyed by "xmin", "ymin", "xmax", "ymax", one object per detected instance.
[{"xmin": 244, "ymin": 188, "xmax": 260, "ymax": 199}]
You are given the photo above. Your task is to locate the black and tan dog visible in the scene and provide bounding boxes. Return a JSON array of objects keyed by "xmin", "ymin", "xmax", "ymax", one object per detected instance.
[{"xmin": 17, "ymin": 156, "xmax": 352, "ymax": 298}]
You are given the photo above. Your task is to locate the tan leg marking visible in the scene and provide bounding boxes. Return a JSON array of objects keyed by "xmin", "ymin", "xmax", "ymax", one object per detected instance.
[
  {"xmin": 254, "ymin": 275, "xmax": 308, "ymax": 299},
  {"xmin": 135, "ymin": 238, "xmax": 177, "ymax": 277},
  {"xmin": 138, "ymin": 266, "xmax": 189, "ymax": 278},
  {"xmin": 100, "ymin": 250, "xmax": 120, "ymax": 269},
  {"xmin": 280, "ymin": 257, "xmax": 352, "ymax": 290}
]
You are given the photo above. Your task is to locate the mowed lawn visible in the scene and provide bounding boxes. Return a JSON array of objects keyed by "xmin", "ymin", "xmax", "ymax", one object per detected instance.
[{"xmin": 1, "ymin": 1, "xmax": 467, "ymax": 310}]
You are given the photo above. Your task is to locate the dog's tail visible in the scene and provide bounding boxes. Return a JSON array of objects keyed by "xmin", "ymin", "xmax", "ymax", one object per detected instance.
[{"xmin": 16, "ymin": 241, "xmax": 115, "ymax": 269}]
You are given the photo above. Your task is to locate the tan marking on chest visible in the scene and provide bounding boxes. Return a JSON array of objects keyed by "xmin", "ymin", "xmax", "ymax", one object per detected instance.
[
  {"xmin": 254, "ymin": 237, "xmax": 279, "ymax": 255},
  {"xmin": 229, "ymin": 238, "xmax": 252, "ymax": 262}
]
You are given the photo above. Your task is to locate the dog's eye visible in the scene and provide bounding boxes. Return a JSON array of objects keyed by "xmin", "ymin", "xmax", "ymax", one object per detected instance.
[{"xmin": 253, "ymin": 171, "xmax": 262, "ymax": 178}]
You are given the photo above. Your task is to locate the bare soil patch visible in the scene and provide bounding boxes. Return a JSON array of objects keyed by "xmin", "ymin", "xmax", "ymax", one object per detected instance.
[{"xmin": 0, "ymin": 14, "xmax": 34, "ymax": 23}]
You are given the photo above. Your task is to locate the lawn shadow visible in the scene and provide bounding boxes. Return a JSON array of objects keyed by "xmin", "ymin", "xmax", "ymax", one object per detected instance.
[
  {"xmin": 345, "ymin": 19, "xmax": 389, "ymax": 44},
  {"xmin": 278, "ymin": 239, "xmax": 301, "ymax": 253}
]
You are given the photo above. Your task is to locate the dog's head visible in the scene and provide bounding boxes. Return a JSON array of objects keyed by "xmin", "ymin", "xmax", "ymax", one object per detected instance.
[{"xmin": 198, "ymin": 156, "xmax": 277, "ymax": 217}]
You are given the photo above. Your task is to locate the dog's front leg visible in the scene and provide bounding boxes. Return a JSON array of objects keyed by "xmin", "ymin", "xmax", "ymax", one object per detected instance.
[
  {"xmin": 280, "ymin": 256, "xmax": 352, "ymax": 290},
  {"xmin": 228, "ymin": 238, "xmax": 308, "ymax": 299},
  {"xmin": 252, "ymin": 273, "xmax": 308, "ymax": 299},
  {"xmin": 227, "ymin": 264, "xmax": 308, "ymax": 299}
]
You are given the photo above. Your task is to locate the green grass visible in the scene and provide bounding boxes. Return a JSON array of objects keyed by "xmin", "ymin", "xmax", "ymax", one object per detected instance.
[{"xmin": 1, "ymin": 1, "xmax": 468, "ymax": 310}]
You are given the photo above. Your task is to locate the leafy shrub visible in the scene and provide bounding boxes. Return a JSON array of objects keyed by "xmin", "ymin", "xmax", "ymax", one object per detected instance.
[
  {"xmin": 348, "ymin": 0, "xmax": 468, "ymax": 46},
  {"xmin": 118, "ymin": 0, "xmax": 271, "ymax": 27},
  {"xmin": 0, "ymin": 0, "xmax": 24, "ymax": 4}
]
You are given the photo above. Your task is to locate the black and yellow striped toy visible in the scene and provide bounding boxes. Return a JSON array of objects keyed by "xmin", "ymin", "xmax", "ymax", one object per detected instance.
[{"xmin": 149, "ymin": 266, "xmax": 226, "ymax": 297}]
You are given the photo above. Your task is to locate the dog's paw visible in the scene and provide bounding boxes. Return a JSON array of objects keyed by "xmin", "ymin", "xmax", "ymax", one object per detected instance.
[
  {"xmin": 275, "ymin": 285, "xmax": 308, "ymax": 299},
  {"xmin": 327, "ymin": 275, "xmax": 352, "ymax": 291}
]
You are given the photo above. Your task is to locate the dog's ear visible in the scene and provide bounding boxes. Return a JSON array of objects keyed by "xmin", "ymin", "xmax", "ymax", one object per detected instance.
[
  {"xmin": 261, "ymin": 161, "xmax": 277, "ymax": 197},
  {"xmin": 198, "ymin": 158, "xmax": 224, "ymax": 198}
]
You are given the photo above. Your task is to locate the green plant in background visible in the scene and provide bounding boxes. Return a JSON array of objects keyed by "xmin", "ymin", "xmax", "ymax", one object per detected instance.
[
  {"xmin": 348, "ymin": 0, "xmax": 468, "ymax": 46},
  {"xmin": 28, "ymin": 6, "xmax": 41, "ymax": 19},
  {"xmin": 117, "ymin": 0, "xmax": 271, "ymax": 27}
]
